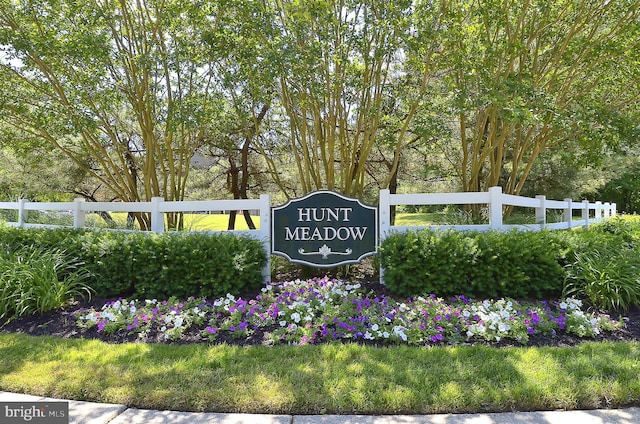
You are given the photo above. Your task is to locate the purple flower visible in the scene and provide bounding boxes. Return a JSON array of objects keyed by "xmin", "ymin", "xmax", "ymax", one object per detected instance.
[
  {"xmin": 320, "ymin": 325, "xmax": 329, "ymax": 337},
  {"xmin": 205, "ymin": 326, "xmax": 217, "ymax": 335}
]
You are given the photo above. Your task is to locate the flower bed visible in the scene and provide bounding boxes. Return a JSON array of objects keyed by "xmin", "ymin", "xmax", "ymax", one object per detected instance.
[{"xmin": 73, "ymin": 277, "xmax": 622, "ymax": 346}]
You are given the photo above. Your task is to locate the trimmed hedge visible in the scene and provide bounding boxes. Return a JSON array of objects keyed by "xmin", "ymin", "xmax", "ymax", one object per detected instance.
[
  {"xmin": 380, "ymin": 228, "xmax": 572, "ymax": 299},
  {"xmin": 0, "ymin": 226, "xmax": 267, "ymax": 299}
]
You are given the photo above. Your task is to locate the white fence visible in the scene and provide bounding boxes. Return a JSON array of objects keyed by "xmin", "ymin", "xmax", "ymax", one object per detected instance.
[
  {"xmin": 379, "ymin": 186, "xmax": 616, "ymax": 238},
  {"xmin": 0, "ymin": 187, "xmax": 617, "ymax": 284}
]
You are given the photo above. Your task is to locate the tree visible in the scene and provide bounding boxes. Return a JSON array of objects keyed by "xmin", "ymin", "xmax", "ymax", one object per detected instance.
[
  {"xmin": 437, "ymin": 0, "xmax": 640, "ymax": 208},
  {"xmin": 248, "ymin": 0, "xmax": 447, "ymax": 200},
  {"xmin": 0, "ymin": 0, "xmax": 230, "ymax": 229}
]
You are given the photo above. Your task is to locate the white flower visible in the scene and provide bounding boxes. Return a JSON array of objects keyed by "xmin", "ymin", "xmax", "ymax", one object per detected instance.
[
  {"xmin": 291, "ymin": 312, "xmax": 301, "ymax": 323},
  {"xmin": 279, "ymin": 320, "xmax": 287, "ymax": 327},
  {"xmin": 371, "ymin": 324, "xmax": 379, "ymax": 331},
  {"xmin": 393, "ymin": 326, "xmax": 408, "ymax": 341},
  {"xmin": 174, "ymin": 317, "xmax": 184, "ymax": 328},
  {"xmin": 559, "ymin": 301, "xmax": 568, "ymax": 310}
]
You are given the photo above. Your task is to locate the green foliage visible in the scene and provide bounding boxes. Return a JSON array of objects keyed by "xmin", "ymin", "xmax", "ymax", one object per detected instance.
[
  {"xmin": 563, "ymin": 246, "xmax": 640, "ymax": 312},
  {"xmin": 588, "ymin": 164, "xmax": 640, "ymax": 214},
  {"xmin": 132, "ymin": 232, "xmax": 267, "ymax": 300},
  {"xmin": 470, "ymin": 231, "xmax": 568, "ymax": 299},
  {"xmin": 380, "ymin": 229, "xmax": 569, "ymax": 299},
  {"xmin": 0, "ymin": 245, "xmax": 92, "ymax": 320},
  {"xmin": 380, "ymin": 229, "xmax": 477, "ymax": 297},
  {"xmin": 381, "ymin": 218, "xmax": 640, "ymax": 310},
  {"xmin": 0, "ymin": 227, "xmax": 268, "ymax": 299},
  {"xmin": 562, "ymin": 217, "xmax": 640, "ymax": 311}
]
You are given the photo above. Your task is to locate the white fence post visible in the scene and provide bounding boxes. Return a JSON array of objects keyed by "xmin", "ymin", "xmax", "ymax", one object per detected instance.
[
  {"xmin": 535, "ymin": 195, "xmax": 546, "ymax": 228},
  {"xmin": 17, "ymin": 199, "xmax": 27, "ymax": 227},
  {"xmin": 595, "ymin": 201, "xmax": 602, "ymax": 223},
  {"xmin": 73, "ymin": 198, "xmax": 86, "ymax": 229},
  {"xmin": 612, "ymin": 203, "xmax": 617, "ymax": 217},
  {"xmin": 488, "ymin": 186, "xmax": 503, "ymax": 230},
  {"xmin": 582, "ymin": 199, "xmax": 590, "ymax": 228},
  {"xmin": 378, "ymin": 189, "xmax": 391, "ymax": 285},
  {"xmin": 151, "ymin": 197, "xmax": 165, "ymax": 233},
  {"xmin": 259, "ymin": 194, "xmax": 271, "ymax": 284},
  {"xmin": 563, "ymin": 198, "xmax": 573, "ymax": 229}
]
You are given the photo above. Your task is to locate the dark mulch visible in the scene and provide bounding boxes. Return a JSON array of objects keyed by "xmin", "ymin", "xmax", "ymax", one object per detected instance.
[{"xmin": 2, "ymin": 277, "xmax": 640, "ymax": 348}]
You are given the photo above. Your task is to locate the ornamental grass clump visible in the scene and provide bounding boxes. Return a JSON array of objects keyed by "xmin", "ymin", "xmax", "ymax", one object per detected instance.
[
  {"xmin": 74, "ymin": 277, "xmax": 622, "ymax": 346},
  {"xmin": 0, "ymin": 245, "xmax": 92, "ymax": 321}
]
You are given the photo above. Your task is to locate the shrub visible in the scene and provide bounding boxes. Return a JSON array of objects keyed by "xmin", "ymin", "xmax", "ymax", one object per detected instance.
[
  {"xmin": 470, "ymin": 230, "xmax": 568, "ymax": 299},
  {"xmin": 379, "ymin": 229, "xmax": 476, "ymax": 297},
  {"xmin": 0, "ymin": 226, "xmax": 268, "ymax": 299},
  {"xmin": 380, "ymin": 229, "xmax": 568, "ymax": 299},
  {"xmin": 0, "ymin": 245, "xmax": 92, "ymax": 320},
  {"xmin": 132, "ymin": 232, "xmax": 267, "ymax": 300}
]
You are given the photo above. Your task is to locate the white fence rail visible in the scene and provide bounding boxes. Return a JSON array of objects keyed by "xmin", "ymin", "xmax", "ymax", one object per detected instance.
[{"xmin": 379, "ymin": 186, "xmax": 616, "ymax": 238}]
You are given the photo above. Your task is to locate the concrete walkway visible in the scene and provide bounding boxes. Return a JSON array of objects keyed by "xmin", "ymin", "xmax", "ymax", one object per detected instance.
[{"xmin": 2, "ymin": 391, "xmax": 639, "ymax": 424}]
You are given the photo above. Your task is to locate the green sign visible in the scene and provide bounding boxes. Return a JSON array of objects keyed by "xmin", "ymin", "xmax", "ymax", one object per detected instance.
[{"xmin": 271, "ymin": 191, "xmax": 377, "ymax": 267}]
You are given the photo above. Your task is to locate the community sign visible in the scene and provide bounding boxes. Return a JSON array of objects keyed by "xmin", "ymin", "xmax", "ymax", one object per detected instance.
[{"xmin": 271, "ymin": 191, "xmax": 378, "ymax": 268}]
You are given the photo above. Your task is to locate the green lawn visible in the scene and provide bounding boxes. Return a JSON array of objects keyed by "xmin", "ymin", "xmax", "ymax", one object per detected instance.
[{"xmin": 1, "ymin": 333, "xmax": 638, "ymax": 414}]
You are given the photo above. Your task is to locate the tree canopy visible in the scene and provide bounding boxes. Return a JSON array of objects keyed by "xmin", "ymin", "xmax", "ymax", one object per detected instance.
[{"xmin": 1, "ymin": 0, "xmax": 638, "ymax": 212}]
